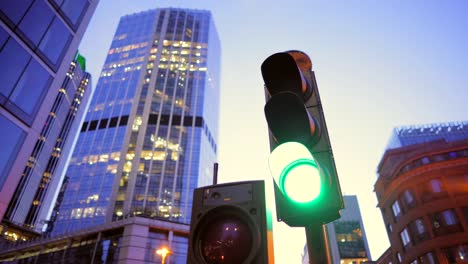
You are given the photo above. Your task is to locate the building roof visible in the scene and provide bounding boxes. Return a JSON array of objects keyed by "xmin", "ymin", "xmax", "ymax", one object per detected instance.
[{"xmin": 386, "ymin": 121, "xmax": 468, "ymax": 150}]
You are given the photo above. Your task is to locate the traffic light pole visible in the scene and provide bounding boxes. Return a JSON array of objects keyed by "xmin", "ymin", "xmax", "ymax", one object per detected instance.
[{"xmin": 305, "ymin": 224, "xmax": 332, "ymax": 264}]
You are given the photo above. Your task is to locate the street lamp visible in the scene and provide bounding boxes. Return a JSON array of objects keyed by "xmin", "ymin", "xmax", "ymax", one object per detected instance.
[{"xmin": 156, "ymin": 247, "xmax": 171, "ymax": 264}]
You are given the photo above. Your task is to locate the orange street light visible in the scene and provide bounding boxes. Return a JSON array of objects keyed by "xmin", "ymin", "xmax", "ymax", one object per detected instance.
[{"xmin": 156, "ymin": 247, "xmax": 171, "ymax": 264}]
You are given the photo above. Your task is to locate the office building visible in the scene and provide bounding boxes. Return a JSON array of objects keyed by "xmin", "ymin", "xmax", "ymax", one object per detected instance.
[
  {"xmin": 302, "ymin": 195, "xmax": 371, "ymax": 264},
  {"xmin": 375, "ymin": 121, "xmax": 468, "ymax": 264},
  {"xmin": 2, "ymin": 54, "xmax": 92, "ymax": 239},
  {"xmin": 0, "ymin": 0, "xmax": 98, "ymax": 233},
  {"xmin": 0, "ymin": 216, "xmax": 189, "ymax": 263},
  {"xmin": 52, "ymin": 6, "xmax": 220, "ymax": 244}
]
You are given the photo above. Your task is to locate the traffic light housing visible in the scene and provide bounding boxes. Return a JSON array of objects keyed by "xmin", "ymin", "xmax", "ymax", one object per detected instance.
[
  {"xmin": 188, "ymin": 180, "xmax": 274, "ymax": 263},
  {"xmin": 261, "ymin": 51, "xmax": 344, "ymax": 227}
]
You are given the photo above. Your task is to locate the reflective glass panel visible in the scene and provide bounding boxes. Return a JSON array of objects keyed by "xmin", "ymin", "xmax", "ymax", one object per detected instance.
[
  {"xmin": 18, "ymin": 0, "xmax": 54, "ymax": 45},
  {"xmin": 10, "ymin": 59, "xmax": 51, "ymax": 115},
  {"xmin": 0, "ymin": 0, "xmax": 32, "ymax": 24},
  {"xmin": 61, "ymin": 0, "xmax": 88, "ymax": 26},
  {"xmin": 0, "ymin": 38, "xmax": 30, "ymax": 98},
  {"xmin": 38, "ymin": 17, "xmax": 71, "ymax": 66},
  {"xmin": 0, "ymin": 114, "xmax": 26, "ymax": 189}
]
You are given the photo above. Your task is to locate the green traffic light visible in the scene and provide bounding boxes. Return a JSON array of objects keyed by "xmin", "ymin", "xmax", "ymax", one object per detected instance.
[
  {"xmin": 269, "ymin": 142, "xmax": 321, "ymax": 204},
  {"xmin": 279, "ymin": 158, "xmax": 321, "ymax": 203}
]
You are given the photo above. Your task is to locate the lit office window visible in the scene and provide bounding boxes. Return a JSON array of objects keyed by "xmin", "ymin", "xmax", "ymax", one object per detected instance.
[
  {"xmin": 392, "ymin": 200, "xmax": 402, "ymax": 218},
  {"xmin": 400, "ymin": 228, "xmax": 411, "ymax": 247},
  {"xmin": 441, "ymin": 209, "xmax": 459, "ymax": 226},
  {"xmin": 429, "ymin": 179, "xmax": 444, "ymax": 193}
]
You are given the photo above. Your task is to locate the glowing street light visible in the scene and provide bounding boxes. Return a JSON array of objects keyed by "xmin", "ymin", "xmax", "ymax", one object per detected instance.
[{"xmin": 156, "ymin": 247, "xmax": 171, "ymax": 264}]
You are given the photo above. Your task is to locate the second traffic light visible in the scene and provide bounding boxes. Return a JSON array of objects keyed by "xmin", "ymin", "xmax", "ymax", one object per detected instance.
[{"xmin": 261, "ymin": 51, "xmax": 343, "ymax": 227}]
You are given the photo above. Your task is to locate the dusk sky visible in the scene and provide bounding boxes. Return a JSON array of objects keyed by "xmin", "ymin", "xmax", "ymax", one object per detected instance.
[{"xmin": 79, "ymin": 1, "xmax": 468, "ymax": 262}]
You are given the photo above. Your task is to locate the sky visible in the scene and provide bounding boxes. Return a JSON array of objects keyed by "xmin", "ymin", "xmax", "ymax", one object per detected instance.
[{"xmin": 79, "ymin": 0, "xmax": 468, "ymax": 262}]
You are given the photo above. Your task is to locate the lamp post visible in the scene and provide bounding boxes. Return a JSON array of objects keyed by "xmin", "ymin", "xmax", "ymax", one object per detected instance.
[{"xmin": 156, "ymin": 247, "xmax": 171, "ymax": 264}]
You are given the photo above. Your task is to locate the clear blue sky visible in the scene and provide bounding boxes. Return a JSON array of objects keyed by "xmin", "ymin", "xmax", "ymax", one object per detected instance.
[{"xmin": 79, "ymin": 1, "xmax": 468, "ymax": 262}]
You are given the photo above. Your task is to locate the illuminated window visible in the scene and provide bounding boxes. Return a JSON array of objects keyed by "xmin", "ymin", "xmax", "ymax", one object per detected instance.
[
  {"xmin": 392, "ymin": 200, "xmax": 402, "ymax": 218},
  {"xmin": 400, "ymin": 228, "xmax": 411, "ymax": 247},
  {"xmin": 430, "ymin": 179, "xmax": 443, "ymax": 193}
]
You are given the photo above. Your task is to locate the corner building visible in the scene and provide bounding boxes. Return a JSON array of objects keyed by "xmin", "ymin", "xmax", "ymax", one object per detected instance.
[
  {"xmin": 375, "ymin": 121, "xmax": 468, "ymax": 264},
  {"xmin": 53, "ymin": 8, "xmax": 220, "ymax": 235}
]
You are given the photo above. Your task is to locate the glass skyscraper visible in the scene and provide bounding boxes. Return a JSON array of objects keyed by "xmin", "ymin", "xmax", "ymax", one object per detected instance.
[
  {"xmin": 0, "ymin": 0, "xmax": 99, "ymax": 235},
  {"xmin": 53, "ymin": 8, "xmax": 220, "ymax": 234},
  {"xmin": 4, "ymin": 54, "xmax": 92, "ymax": 234}
]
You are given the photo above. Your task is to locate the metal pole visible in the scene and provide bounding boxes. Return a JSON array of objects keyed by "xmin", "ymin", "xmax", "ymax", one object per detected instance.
[
  {"xmin": 213, "ymin": 162, "xmax": 219, "ymax": 185},
  {"xmin": 306, "ymin": 224, "xmax": 332, "ymax": 264}
]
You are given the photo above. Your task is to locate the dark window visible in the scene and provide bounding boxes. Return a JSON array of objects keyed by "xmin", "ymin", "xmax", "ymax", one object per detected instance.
[
  {"xmin": 0, "ymin": 38, "xmax": 30, "ymax": 98},
  {"xmin": 9, "ymin": 59, "xmax": 51, "ymax": 115},
  {"xmin": 99, "ymin": 118, "xmax": 108, "ymax": 129},
  {"xmin": 410, "ymin": 218, "xmax": 430, "ymax": 244},
  {"xmin": 183, "ymin": 116, "xmax": 193, "ymax": 126},
  {"xmin": 0, "ymin": 0, "xmax": 33, "ymax": 25},
  {"xmin": 38, "ymin": 17, "xmax": 72, "ymax": 67},
  {"xmin": 0, "ymin": 114, "xmax": 26, "ymax": 189},
  {"xmin": 195, "ymin": 116, "xmax": 203, "ymax": 127},
  {"xmin": 109, "ymin": 117, "xmax": 118, "ymax": 127},
  {"xmin": 81, "ymin": 121, "xmax": 88, "ymax": 132},
  {"xmin": 61, "ymin": 0, "xmax": 89, "ymax": 27},
  {"xmin": 18, "ymin": 0, "xmax": 54, "ymax": 46},
  {"xmin": 119, "ymin": 116, "xmax": 128, "ymax": 126},
  {"xmin": 444, "ymin": 245, "xmax": 467, "ymax": 264},
  {"xmin": 88, "ymin": 120, "xmax": 98, "ymax": 130}
]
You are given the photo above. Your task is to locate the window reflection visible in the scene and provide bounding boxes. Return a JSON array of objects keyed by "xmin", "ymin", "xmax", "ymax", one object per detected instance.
[
  {"xmin": 0, "ymin": 114, "xmax": 26, "ymax": 188},
  {"xmin": 18, "ymin": 0, "xmax": 54, "ymax": 45},
  {"xmin": 38, "ymin": 18, "xmax": 72, "ymax": 67},
  {"xmin": 9, "ymin": 59, "xmax": 52, "ymax": 115}
]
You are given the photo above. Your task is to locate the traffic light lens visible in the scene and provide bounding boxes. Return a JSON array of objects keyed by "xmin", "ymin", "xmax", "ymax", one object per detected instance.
[
  {"xmin": 280, "ymin": 159, "xmax": 321, "ymax": 203},
  {"xmin": 200, "ymin": 215, "xmax": 253, "ymax": 263}
]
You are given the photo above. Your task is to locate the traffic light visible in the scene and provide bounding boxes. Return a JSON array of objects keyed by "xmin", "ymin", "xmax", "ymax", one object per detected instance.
[
  {"xmin": 261, "ymin": 50, "xmax": 344, "ymax": 227},
  {"xmin": 187, "ymin": 180, "xmax": 274, "ymax": 264}
]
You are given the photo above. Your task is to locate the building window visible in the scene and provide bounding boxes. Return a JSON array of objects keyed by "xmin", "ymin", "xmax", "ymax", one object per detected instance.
[
  {"xmin": 397, "ymin": 253, "xmax": 402, "ymax": 263},
  {"xmin": 402, "ymin": 189, "xmax": 416, "ymax": 209},
  {"xmin": 38, "ymin": 17, "xmax": 72, "ymax": 68},
  {"xmin": 0, "ymin": 0, "xmax": 32, "ymax": 25},
  {"xmin": 0, "ymin": 114, "xmax": 26, "ymax": 189},
  {"xmin": 444, "ymin": 245, "xmax": 467, "ymax": 264},
  {"xmin": 411, "ymin": 218, "xmax": 429, "ymax": 244},
  {"xmin": 0, "ymin": 37, "xmax": 31, "ymax": 99},
  {"xmin": 17, "ymin": 0, "xmax": 54, "ymax": 46},
  {"xmin": 392, "ymin": 200, "xmax": 402, "ymax": 219},
  {"xmin": 8, "ymin": 59, "xmax": 52, "ymax": 115},
  {"xmin": 419, "ymin": 251, "xmax": 438, "ymax": 264},
  {"xmin": 400, "ymin": 228, "xmax": 411, "ymax": 248},
  {"xmin": 414, "ymin": 219, "xmax": 426, "ymax": 234},
  {"xmin": 430, "ymin": 179, "xmax": 443, "ymax": 193},
  {"xmin": 441, "ymin": 209, "xmax": 459, "ymax": 226},
  {"xmin": 432, "ymin": 209, "xmax": 462, "ymax": 236}
]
